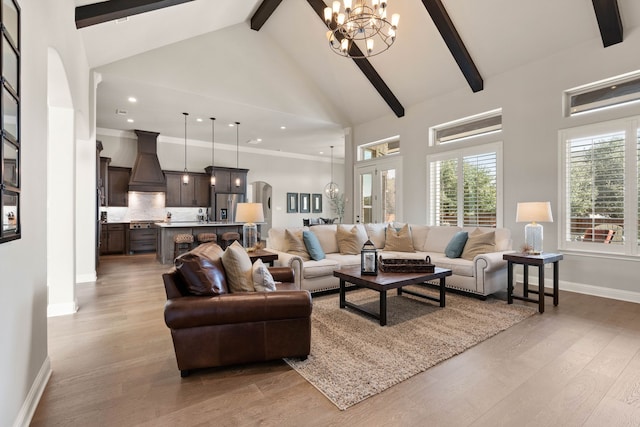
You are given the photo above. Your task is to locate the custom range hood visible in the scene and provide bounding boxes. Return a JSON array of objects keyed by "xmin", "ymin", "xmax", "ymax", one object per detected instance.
[{"xmin": 128, "ymin": 130, "xmax": 166, "ymax": 192}]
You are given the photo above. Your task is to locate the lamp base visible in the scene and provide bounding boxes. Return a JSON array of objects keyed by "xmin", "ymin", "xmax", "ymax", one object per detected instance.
[
  {"xmin": 524, "ymin": 222, "xmax": 544, "ymax": 254},
  {"xmin": 243, "ymin": 223, "xmax": 258, "ymax": 250}
]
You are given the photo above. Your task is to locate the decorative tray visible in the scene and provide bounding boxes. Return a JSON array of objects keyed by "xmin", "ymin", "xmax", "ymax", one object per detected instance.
[{"xmin": 379, "ymin": 256, "xmax": 435, "ymax": 273}]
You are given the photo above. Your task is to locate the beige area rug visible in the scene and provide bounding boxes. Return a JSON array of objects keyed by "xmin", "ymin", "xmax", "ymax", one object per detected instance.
[{"xmin": 285, "ymin": 286, "xmax": 536, "ymax": 410}]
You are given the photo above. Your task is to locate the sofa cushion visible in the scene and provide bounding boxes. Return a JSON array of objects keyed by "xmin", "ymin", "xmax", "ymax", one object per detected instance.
[
  {"xmin": 409, "ymin": 225, "xmax": 430, "ymax": 252},
  {"xmin": 461, "ymin": 229, "xmax": 496, "ymax": 261},
  {"xmin": 384, "ymin": 224, "xmax": 415, "ymax": 252},
  {"xmin": 285, "ymin": 229, "xmax": 311, "ymax": 261},
  {"xmin": 303, "ymin": 230, "xmax": 326, "ymax": 260},
  {"xmin": 364, "ymin": 223, "xmax": 387, "ymax": 249},
  {"xmin": 424, "ymin": 226, "xmax": 462, "ymax": 252},
  {"xmin": 174, "ymin": 252, "xmax": 229, "ymax": 296},
  {"xmin": 337, "ymin": 224, "xmax": 367, "ymax": 254},
  {"xmin": 445, "ymin": 231, "xmax": 469, "ymax": 258},
  {"xmin": 325, "ymin": 252, "xmax": 362, "ymax": 269},
  {"xmin": 310, "ymin": 224, "xmax": 339, "ymax": 254},
  {"xmin": 221, "ymin": 241, "xmax": 255, "ymax": 292},
  {"xmin": 429, "ymin": 254, "xmax": 476, "ymax": 277},
  {"xmin": 302, "ymin": 258, "xmax": 340, "ymax": 278},
  {"xmin": 252, "ymin": 259, "xmax": 277, "ymax": 292}
]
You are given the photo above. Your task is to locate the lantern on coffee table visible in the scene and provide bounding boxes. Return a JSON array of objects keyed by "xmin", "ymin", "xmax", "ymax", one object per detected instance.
[{"xmin": 361, "ymin": 239, "xmax": 378, "ymax": 275}]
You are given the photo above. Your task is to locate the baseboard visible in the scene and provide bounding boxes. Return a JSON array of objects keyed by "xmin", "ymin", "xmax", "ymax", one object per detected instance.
[
  {"xmin": 12, "ymin": 357, "xmax": 51, "ymax": 427},
  {"xmin": 47, "ymin": 299, "xmax": 78, "ymax": 317},
  {"xmin": 516, "ymin": 274, "xmax": 640, "ymax": 304},
  {"xmin": 76, "ymin": 272, "xmax": 96, "ymax": 283}
]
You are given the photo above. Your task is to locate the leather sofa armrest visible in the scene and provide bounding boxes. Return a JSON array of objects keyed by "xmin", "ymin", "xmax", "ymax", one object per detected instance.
[
  {"xmin": 268, "ymin": 267, "xmax": 295, "ymax": 283},
  {"xmin": 164, "ymin": 290, "xmax": 312, "ymax": 330}
]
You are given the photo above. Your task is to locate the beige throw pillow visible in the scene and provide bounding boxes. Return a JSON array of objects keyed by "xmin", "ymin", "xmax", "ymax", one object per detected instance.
[
  {"xmin": 337, "ymin": 225, "xmax": 367, "ymax": 255},
  {"xmin": 383, "ymin": 224, "xmax": 415, "ymax": 252},
  {"xmin": 460, "ymin": 230, "xmax": 496, "ymax": 261},
  {"xmin": 221, "ymin": 241, "xmax": 255, "ymax": 292},
  {"xmin": 285, "ymin": 229, "xmax": 311, "ymax": 261}
]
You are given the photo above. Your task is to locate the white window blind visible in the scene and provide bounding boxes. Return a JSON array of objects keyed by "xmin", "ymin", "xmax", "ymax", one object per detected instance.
[{"xmin": 428, "ymin": 143, "xmax": 500, "ymax": 227}]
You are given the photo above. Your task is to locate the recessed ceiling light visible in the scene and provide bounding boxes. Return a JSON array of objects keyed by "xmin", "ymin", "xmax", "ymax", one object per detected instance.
[
  {"xmin": 196, "ymin": 118, "xmax": 203, "ymax": 122},
  {"xmin": 228, "ymin": 123, "xmax": 235, "ymax": 127},
  {"xmin": 127, "ymin": 118, "xmax": 134, "ymax": 123},
  {"xmin": 128, "ymin": 97, "xmax": 137, "ymax": 103},
  {"xmin": 257, "ymin": 138, "xmax": 262, "ymax": 142},
  {"xmin": 280, "ymin": 126, "xmax": 287, "ymax": 130},
  {"xmin": 320, "ymin": 151, "xmax": 324, "ymax": 155}
]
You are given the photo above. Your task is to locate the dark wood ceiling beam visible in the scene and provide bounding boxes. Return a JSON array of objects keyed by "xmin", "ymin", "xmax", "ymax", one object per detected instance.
[
  {"xmin": 592, "ymin": 0, "xmax": 623, "ymax": 47},
  {"xmin": 306, "ymin": 0, "xmax": 405, "ymax": 118},
  {"xmin": 251, "ymin": 0, "xmax": 284, "ymax": 31},
  {"xmin": 421, "ymin": 0, "xmax": 483, "ymax": 93},
  {"xmin": 75, "ymin": 0, "xmax": 195, "ymax": 29}
]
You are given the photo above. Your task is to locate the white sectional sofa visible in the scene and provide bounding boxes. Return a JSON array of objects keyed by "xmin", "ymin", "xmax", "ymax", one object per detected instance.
[{"xmin": 267, "ymin": 223, "xmax": 514, "ymax": 298}]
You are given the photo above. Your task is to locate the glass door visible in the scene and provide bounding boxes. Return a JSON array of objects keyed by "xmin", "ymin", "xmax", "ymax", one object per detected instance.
[{"xmin": 355, "ymin": 157, "xmax": 401, "ymax": 224}]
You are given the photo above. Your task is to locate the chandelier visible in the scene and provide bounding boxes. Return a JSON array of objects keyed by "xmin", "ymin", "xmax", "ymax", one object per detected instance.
[{"xmin": 324, "ymin": 0, "xmax": 399, "ymax": 58}]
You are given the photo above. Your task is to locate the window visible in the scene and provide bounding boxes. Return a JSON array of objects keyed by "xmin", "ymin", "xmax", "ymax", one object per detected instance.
[
  {"xmin": 427, "ymin": 143, "xmax": 502, "ymax": 227},
  {"xmin": 430, "ymin": 109, "xmax": 502, "ymax": 145},
  {"xmin": 559, "ymin": 117, "xmax": 640, "ymax": 255},
  {"xmin": 357, "ymin": 136, "xmax": 399, "ymax": 161},
  {"xmin": 1, "ymin": 0, "xmax": 20, "ymax": 243},
  {"xmin": 564, "ymin": 70, "xmax": 640, "ymax": 117}
]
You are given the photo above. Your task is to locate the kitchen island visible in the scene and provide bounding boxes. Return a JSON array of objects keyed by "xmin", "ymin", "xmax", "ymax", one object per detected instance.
[{"xmin": 155, "ymin": 221, "xmax": 245, "ymax": 264}]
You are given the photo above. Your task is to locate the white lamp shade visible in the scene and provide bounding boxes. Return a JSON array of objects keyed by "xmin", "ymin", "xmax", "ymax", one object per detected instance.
[
  {"xmin": 516, "ymin": 202, "xmax": 553, "ymax": 223},
  {"xmin": 235, "ymin": 203, "xmax": 265, "ymax": 224}
]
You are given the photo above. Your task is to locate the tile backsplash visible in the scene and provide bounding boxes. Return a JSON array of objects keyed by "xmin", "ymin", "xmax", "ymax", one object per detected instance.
[{"xmin": 101, "ymin": 192, "xmax": 208, "ymax": 223}]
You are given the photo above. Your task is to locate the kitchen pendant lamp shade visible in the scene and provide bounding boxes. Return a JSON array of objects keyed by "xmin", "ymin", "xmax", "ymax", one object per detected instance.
[
  {"xmin": 235, "ymin": 122, "xmax": 241, "ymax": 187},
  {"xmin": 236, "ymin": 202, "xmax": 264, "ymax": 250},
  {"xmin": 324, "ymin": 145, "xmax": 339, "ymax": 200},
  {"xmin": 210, "ymin": 117, "xmax": 216, "ymax": 186},
  {"xmin": 182, "ymin": 112, "xmax": 189, "ymax": 185},
  {"xmin": 516, "ymin": 202, "xmax": 553, "ymax": 254}
]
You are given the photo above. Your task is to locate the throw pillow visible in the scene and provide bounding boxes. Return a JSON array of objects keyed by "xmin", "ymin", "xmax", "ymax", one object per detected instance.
[
  {"xmin": 460, "ymin": 230, "xmax": 496, "ymax": 261},
  {"xmin": 383, "ymin": 223, "xmax": 415, "ymax": 252},
  {"xmin": 303, "ymin": 230, "xmax": 326, "ymax": 260},
  {"xmin": 252, "ymin": 259, "xmax": 277, "ymax": 292},
  {"xmin": 445, "ymin": 231, "xmax": 468, "ymax": 258},
  {"xmin": 190, "ymin": 241, "xmax": 224, "ymax": 261},
  {"xmin": 221, "ymin": 241, "xmax": 255, "ymax": 292},
  {"xmin": 285, "ymin": 229, "xmax": 311, "ymax": 261},
  {"xmin": 174, "ymin": 252, "xmax": 229, "ymax": 296},
  {"xmin": 336, "ymin": 225, "xmax": 367, "ymax": 254}
]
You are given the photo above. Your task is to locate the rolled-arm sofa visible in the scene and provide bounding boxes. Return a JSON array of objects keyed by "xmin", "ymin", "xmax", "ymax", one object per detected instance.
[
  {"xmin": 267, "ymin": 223, "xmax": 514, "ymax": 298},
  {"xmin": 163, "ymin": 243, "xmax": 312, "ymax": 377}
]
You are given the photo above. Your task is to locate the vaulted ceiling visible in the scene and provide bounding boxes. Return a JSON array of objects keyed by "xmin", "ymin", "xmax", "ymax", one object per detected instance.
[{"xmin": 76, "ymin": 0, "xmax": 640, "ymax": 159}]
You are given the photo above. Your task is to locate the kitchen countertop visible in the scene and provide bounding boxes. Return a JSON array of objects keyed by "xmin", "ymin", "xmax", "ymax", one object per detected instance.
[{"xmin": 154, "ymin": 221, "xmax": 245, "ymax": 228}]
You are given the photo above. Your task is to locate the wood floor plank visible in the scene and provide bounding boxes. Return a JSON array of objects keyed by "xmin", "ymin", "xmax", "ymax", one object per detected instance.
[{"xmin": 31, "ymin": 254, "xmax": 640, "ymax": 426}]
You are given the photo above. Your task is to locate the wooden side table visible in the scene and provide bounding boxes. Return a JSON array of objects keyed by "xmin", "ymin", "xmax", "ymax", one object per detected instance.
[
  {"xmin": 249, "ymin": 249, "xmax": 278, "ymax": 266},
  {"xmin": 503, "ymin": 252, "xmax": 563, "ymax": 313}
]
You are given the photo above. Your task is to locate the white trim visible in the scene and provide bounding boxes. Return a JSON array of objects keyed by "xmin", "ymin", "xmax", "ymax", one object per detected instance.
[
  {"xmin": 515, "ymin": 275, "xmax": 640, "ymax": 304},
  {"xmin": 47, "ymin": 299, "xmax": 78, "ymax": 317},
  {"xmin": 76, "ymin": 272, "xmax": 96, "ymax": 283},
  {"xmin": 12, "ymin": 357, "xmax": 52, "ymax": 427}
]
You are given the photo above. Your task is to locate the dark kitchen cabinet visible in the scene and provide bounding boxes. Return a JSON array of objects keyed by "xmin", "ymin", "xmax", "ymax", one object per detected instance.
[
  {"xmin": 128, "ymin": 228, "xmax": 157, "ymax": 253},
  {"xmin": 100, "ymin": 223, "xmax": 126, "ymax": 255},
  {"xmin": 108, "ymin": 166, "xmax": 130, "ymax": 207},
  {"xmin": 164, "ymin": 171, "xmax": 210, "ymax": 207},
  {"xmin": 204, "ymin": 166, "xmax": 248, "ymax": 195},
  {"xmin": 99, "ymin": 157, "xmax": 110, "ymax": 206}
]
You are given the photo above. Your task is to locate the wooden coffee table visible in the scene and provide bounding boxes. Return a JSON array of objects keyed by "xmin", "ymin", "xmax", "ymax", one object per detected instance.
[{"xmin": 333, "ymin": 267, "xmax": 453, "ymax": 326}]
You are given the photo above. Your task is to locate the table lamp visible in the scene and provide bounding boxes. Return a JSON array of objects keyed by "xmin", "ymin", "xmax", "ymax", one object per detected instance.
[
  {"xmin": 516, "ymin": 201, "xmax": 553, "ymax": 254},
  {"xmin": 235, "ymin": 202, "xmax": 264, "ymax": 251}
]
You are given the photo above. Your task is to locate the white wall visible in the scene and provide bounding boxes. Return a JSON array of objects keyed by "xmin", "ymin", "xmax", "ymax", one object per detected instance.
[
  {"xmin": 351, "ymin": 30, "xmax": 640, "ymax": 298},
  {"xmin": 98, "ymin": 130, "xmax": 345, "ymax": 229},
  {"xmin": 1, "ymin": 1, "xmax": 91, "ymax": 425}
]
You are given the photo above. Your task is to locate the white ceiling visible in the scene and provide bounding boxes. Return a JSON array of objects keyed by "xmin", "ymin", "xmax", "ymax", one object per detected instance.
[{"xmin": 77, "ymin": 0, "xmax": 640, "ymax": 159}]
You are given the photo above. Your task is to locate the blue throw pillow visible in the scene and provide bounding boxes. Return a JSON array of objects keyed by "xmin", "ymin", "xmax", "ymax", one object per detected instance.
[
  {"xmin": 445, "ymin": 231, "xmax": 468, "ymax": 258},
  {"xmin": 303, "ymin": 230, "xmax": 326, "ymax": 261}
]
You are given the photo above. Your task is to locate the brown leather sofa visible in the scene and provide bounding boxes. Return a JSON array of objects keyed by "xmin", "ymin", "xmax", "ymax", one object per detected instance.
[{"xmin": 163, "ymin": 245, "xmax": 312, "ymax": 377}]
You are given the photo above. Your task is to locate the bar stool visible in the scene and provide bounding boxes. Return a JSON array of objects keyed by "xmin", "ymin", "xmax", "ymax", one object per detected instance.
[
  {"xmin": 174, "ymin": 233, "xmax": 194, "ymax": 258},
  {"xmin": 220, "ymin": 232, "xmax": 240, "ymax": 249},
  {"xmin": 197, "ymin": 233, "xmax": 217, "ymax": 246}
]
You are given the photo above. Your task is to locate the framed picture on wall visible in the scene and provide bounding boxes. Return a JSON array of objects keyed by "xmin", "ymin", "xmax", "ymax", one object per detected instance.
[
  {"xmin": 287, "ymin": 192, "xmax": 298, "ymax": 213},
  {"xmin": 300, "ymin": 193, "xmax": 310, "ymax": 213},
  {"xmin": 312, "ymin": 193, "xmax": 322, "ymax": 213}
]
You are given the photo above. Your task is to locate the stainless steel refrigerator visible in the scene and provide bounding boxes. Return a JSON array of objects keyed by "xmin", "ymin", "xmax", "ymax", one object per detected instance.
[{"xmin": 215, "ymin": 193, "xmax": 245, "ymax": 222}]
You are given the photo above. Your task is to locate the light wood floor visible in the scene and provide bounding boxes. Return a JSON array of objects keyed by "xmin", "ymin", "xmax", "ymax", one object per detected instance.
[{"xmin": 32, "ymin": 254, "xmax": 640, "ymax": 426}]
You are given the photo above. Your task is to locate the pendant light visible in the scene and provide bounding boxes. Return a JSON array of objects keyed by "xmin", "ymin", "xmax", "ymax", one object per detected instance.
[
  {"xmin": 324, "ymin": 145, "xmax": 339, "ymax": 199},
  {"xmin": 210, "ymin": 117, "xmax": 216, "ymax": 186},
  {"xmin": 235, "ymin": 121, "xmax": 241, "ymax": 187},
  {"xmin": 182, "ymin": 112, "xmax": 189, "ymax": 185}
]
